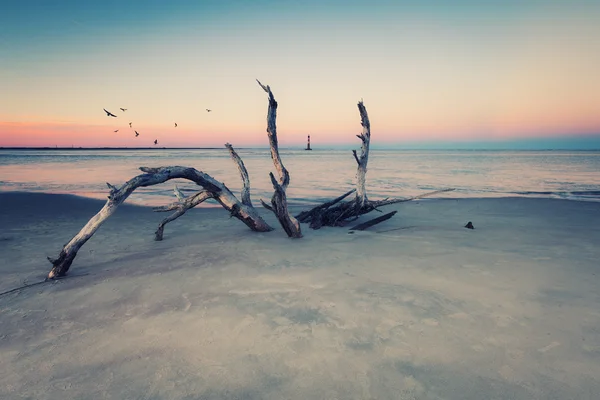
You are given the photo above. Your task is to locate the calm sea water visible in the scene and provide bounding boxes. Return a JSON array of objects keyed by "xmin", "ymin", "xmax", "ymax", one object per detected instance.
[{"xmin": 1, "ymin": 149, "xmax": 599, "ymax": 206}]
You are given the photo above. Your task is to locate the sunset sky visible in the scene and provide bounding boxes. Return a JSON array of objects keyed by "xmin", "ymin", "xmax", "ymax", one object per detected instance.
[{"xmin": 1, "ymin": 0, "xmax": 599, "ymax": 148}]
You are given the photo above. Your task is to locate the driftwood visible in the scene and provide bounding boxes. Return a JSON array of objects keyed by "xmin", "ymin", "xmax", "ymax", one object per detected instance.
[
  {"xmin": 47, "ymin": 165, "xmax": 273, "ymax": 279},
  {"xmin": 153, "ymin": 188, "xmax": 213, "ymax": 241},
  {"xmin": 349, "ymin": 211, "xmax": 397, "ymax": 231},
  {"xmin": 225, "ymin": 143, "xmax": 253, "ymax": 207},
  {"xmin": 152, "ymin": 143, "xmax": 253, "ymax": 241},
  {"xmin": 295, "ymin": 100, "xmax": 381, "ymax": 228},
  {"xmin": 45, "ymin": 79, "xmax": 455, "ymax": 281},
  {"xmin": 354, "ymin": 101, "xmax": 371, "ymax": 209},
  {"xmin": 295, "ymin": 189, "xmax": 356, "ymax": 229},
  {"xmin": 257, "ymin": 79, "xmax": 302, "ymax": 238},
  {"xmin": 300, "ymin": 188, "xmax": 455, "ymax": 229},
  {"xmin": 297, "ymin": 100, "xmax": 455, "ymax": 229},
  {"xmin": 295, "ymin": 189, "xmax": 355, "ymax": 222}
]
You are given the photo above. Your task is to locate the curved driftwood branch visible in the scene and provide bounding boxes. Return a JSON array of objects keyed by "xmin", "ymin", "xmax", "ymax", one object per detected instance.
[
  {"xmin": 47, "ymin": 166, "xmax": 273, "ymax": 279},
  {"xmin": 154, "ymin": 208, "xmax": 186, "ymax": 241},
  {"xmin": 152, "ymin": 143, "xmax": 258, "ymax": 241},
  {"xmin": 225, "ymin": 143, "xmax": 252, "ymax": 207},
  {"xmin": 153, "ymin": 188, "xmax": 214, "ymax": 241},
  {"xmin": 257, "ymin": 79, "xmax": 302, "ymax": 238}
]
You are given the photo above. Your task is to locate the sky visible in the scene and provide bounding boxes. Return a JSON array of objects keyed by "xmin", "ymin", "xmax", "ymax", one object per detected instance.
[{"xmin": 1, "ymin": 0, "xmax": 599, "ymax": 149}]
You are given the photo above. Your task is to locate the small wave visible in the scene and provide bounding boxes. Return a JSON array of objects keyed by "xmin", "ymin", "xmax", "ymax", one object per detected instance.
[
  {"xmin": 514, "ymin": 191, "xmax": 557, "ymax": 196},
  {"xmin": 513, "ymin": 190, "xmax": 600, "ymax": 202},
  {"xmin": 570, "ymin": 190, "xmax": 600, "ymax": 196}
]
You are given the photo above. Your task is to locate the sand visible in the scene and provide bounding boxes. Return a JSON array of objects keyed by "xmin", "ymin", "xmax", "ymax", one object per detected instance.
[{"xmin": 0, "ymin": 192, "xmax": 599, "ymax": 399}]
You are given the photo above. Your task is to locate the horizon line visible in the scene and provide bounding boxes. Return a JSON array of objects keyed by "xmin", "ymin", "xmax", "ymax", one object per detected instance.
[{"xmin": 2, "ymin": 146, "xmax": 600, "ymax": 152}]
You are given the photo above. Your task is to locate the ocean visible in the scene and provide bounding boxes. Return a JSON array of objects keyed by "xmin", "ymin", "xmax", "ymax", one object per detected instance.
[{"xmin": 1, "ymin": 148, "xmax": 599, "ymax": 206}]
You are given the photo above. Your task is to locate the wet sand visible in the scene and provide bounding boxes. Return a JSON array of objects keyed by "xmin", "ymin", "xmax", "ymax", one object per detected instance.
[{"xmin": 1, "ymin": 192, "xmax": 599, "ymax": 399}]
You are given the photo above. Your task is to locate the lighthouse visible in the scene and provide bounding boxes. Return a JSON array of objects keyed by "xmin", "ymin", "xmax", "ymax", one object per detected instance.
[{"xmin": 305, "ymin": 135, "xmax": 312, "ymax": 151}]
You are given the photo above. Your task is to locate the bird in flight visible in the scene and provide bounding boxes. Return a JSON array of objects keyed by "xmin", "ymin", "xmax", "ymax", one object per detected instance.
[
  {"xmin": 154, "ymin": 139, "xmax": 158, "ymax": 145},
  {"xmin": 104, "ymin": 108, "xmax": 117, "ymax": 117},
  {"xmin": 114, "ymin": 129, "xmax": 119, "ymax": 133},
  {"xmin": 174, "ymin": 122, "xmax": 177, "ymax": 127},
  {"xmin": 129, "ymin": 122, "xmax": 132, "ymax": 128},
  {"xmin": 135, "ymin": 131, "xmax": 139, "ymax": 137},
  {"xmin": 120, "ymin": 108, "xmax": 127, "ymax": 112},
  {"xmin": 206, "ymin": 109, "xmax": 211, "ymax": 112}
]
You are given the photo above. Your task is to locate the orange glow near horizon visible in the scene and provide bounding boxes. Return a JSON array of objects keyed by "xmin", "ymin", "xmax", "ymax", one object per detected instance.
[{"xmin": 2, "ymin": 115, "xmax": 599, "ymax": 148}]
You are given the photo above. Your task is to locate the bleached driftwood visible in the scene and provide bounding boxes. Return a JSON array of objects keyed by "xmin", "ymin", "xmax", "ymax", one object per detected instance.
[
  {"xmin": 257, "ymin": 79, "xmax": 302, "ymax": 238},
  {"xmin": 296, "ymin": 100, "xmax": 455, "ymax": 229},
  {"xmin": 152, "ymin": 143, "xmax": 254, "ymax": 241},
  {"xmin": 45, "ymin": 80, "xmax": 456, "ymax": 281},
  {"xmin": 47, "ymin": 166, "xmax": 273, "ymax": 279},
  {"xmin": 153, "ymin": 188, "xmax": 213, "ymax": 241},
  {"xmin": 354, "ymin": 101, "xmax": 371, "ymax": 209},
  {"xmin": 225, "ymin": 142, "xmax": 253, "ymax": 207}
]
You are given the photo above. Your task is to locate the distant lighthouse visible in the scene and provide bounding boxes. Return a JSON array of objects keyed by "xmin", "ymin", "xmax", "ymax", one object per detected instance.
[{"xmin": 305, "ymin": 135, "xmax": 312, "ymax": 151}]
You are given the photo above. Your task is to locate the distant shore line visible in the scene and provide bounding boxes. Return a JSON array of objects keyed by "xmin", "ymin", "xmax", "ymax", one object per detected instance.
[
  {"xmin": 2, "ymin": 147, "xmax": 600, "ymax": 152},
  {"xmin": 0, "ymin": 147, "xmax": 234, "ymax": 150}
]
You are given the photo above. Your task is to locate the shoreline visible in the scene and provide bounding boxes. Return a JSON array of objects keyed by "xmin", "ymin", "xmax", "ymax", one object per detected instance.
[{"xmin": 1, "ymin": 188, "xmax": 599, "ymax": 209}]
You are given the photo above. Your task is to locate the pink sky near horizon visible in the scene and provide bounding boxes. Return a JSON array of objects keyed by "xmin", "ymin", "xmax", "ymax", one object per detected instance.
[{"xmin": 2, "ymin": 113, "xmax": 599, "ymax": 148}]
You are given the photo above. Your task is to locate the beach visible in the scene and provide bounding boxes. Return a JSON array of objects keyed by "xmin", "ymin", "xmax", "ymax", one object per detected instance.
[{"xmin": 1, "ymin": 192, "xmax": 599, "ymax": 399}]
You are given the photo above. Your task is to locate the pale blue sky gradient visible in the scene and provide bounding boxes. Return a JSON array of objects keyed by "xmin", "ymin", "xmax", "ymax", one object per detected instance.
[{"xmin": 1, "ymin": 0, "xmax": 599, "ymax": 148}]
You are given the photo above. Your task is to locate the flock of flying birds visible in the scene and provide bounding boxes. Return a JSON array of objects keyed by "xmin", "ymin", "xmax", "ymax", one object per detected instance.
[{"xmin": 103, "ymin": 107, "xmax": 212, "ymax": 146}]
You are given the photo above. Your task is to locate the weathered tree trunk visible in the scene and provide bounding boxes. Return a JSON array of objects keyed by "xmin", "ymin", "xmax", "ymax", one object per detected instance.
[
  {"xmin": 354, "ymin": 101, "xmax": 371, "ymax": 209},
  {"xmin": 257, "ymin": 79, "xmax": 302, "ymax": 238},
  {"xmin": 47, "ymin": 165, "xmax": 273, "ymax": 279},
  {"xmin": 153, "ymin": 143, "xmax": 253, "ymax": 240}
]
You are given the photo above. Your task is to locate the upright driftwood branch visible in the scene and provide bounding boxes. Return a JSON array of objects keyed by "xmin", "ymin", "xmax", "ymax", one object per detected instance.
[
  {"xmin": 257, "ymin": 79, "xmax": 302, "ymax": 238},
  {"xmin": 47, "ymin": 166, "xmax": 273, "ymax": 279},
  {"xmin": 257, "ymin": 80, "xmax": 290, "ymax": 190},
  {"xmin": 295, "ymin": 100, "xmax": 454, "ymax": 229},
  {"xmin": 355, "ymin": 101, "xmax": 371, "ymax": 209}
]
